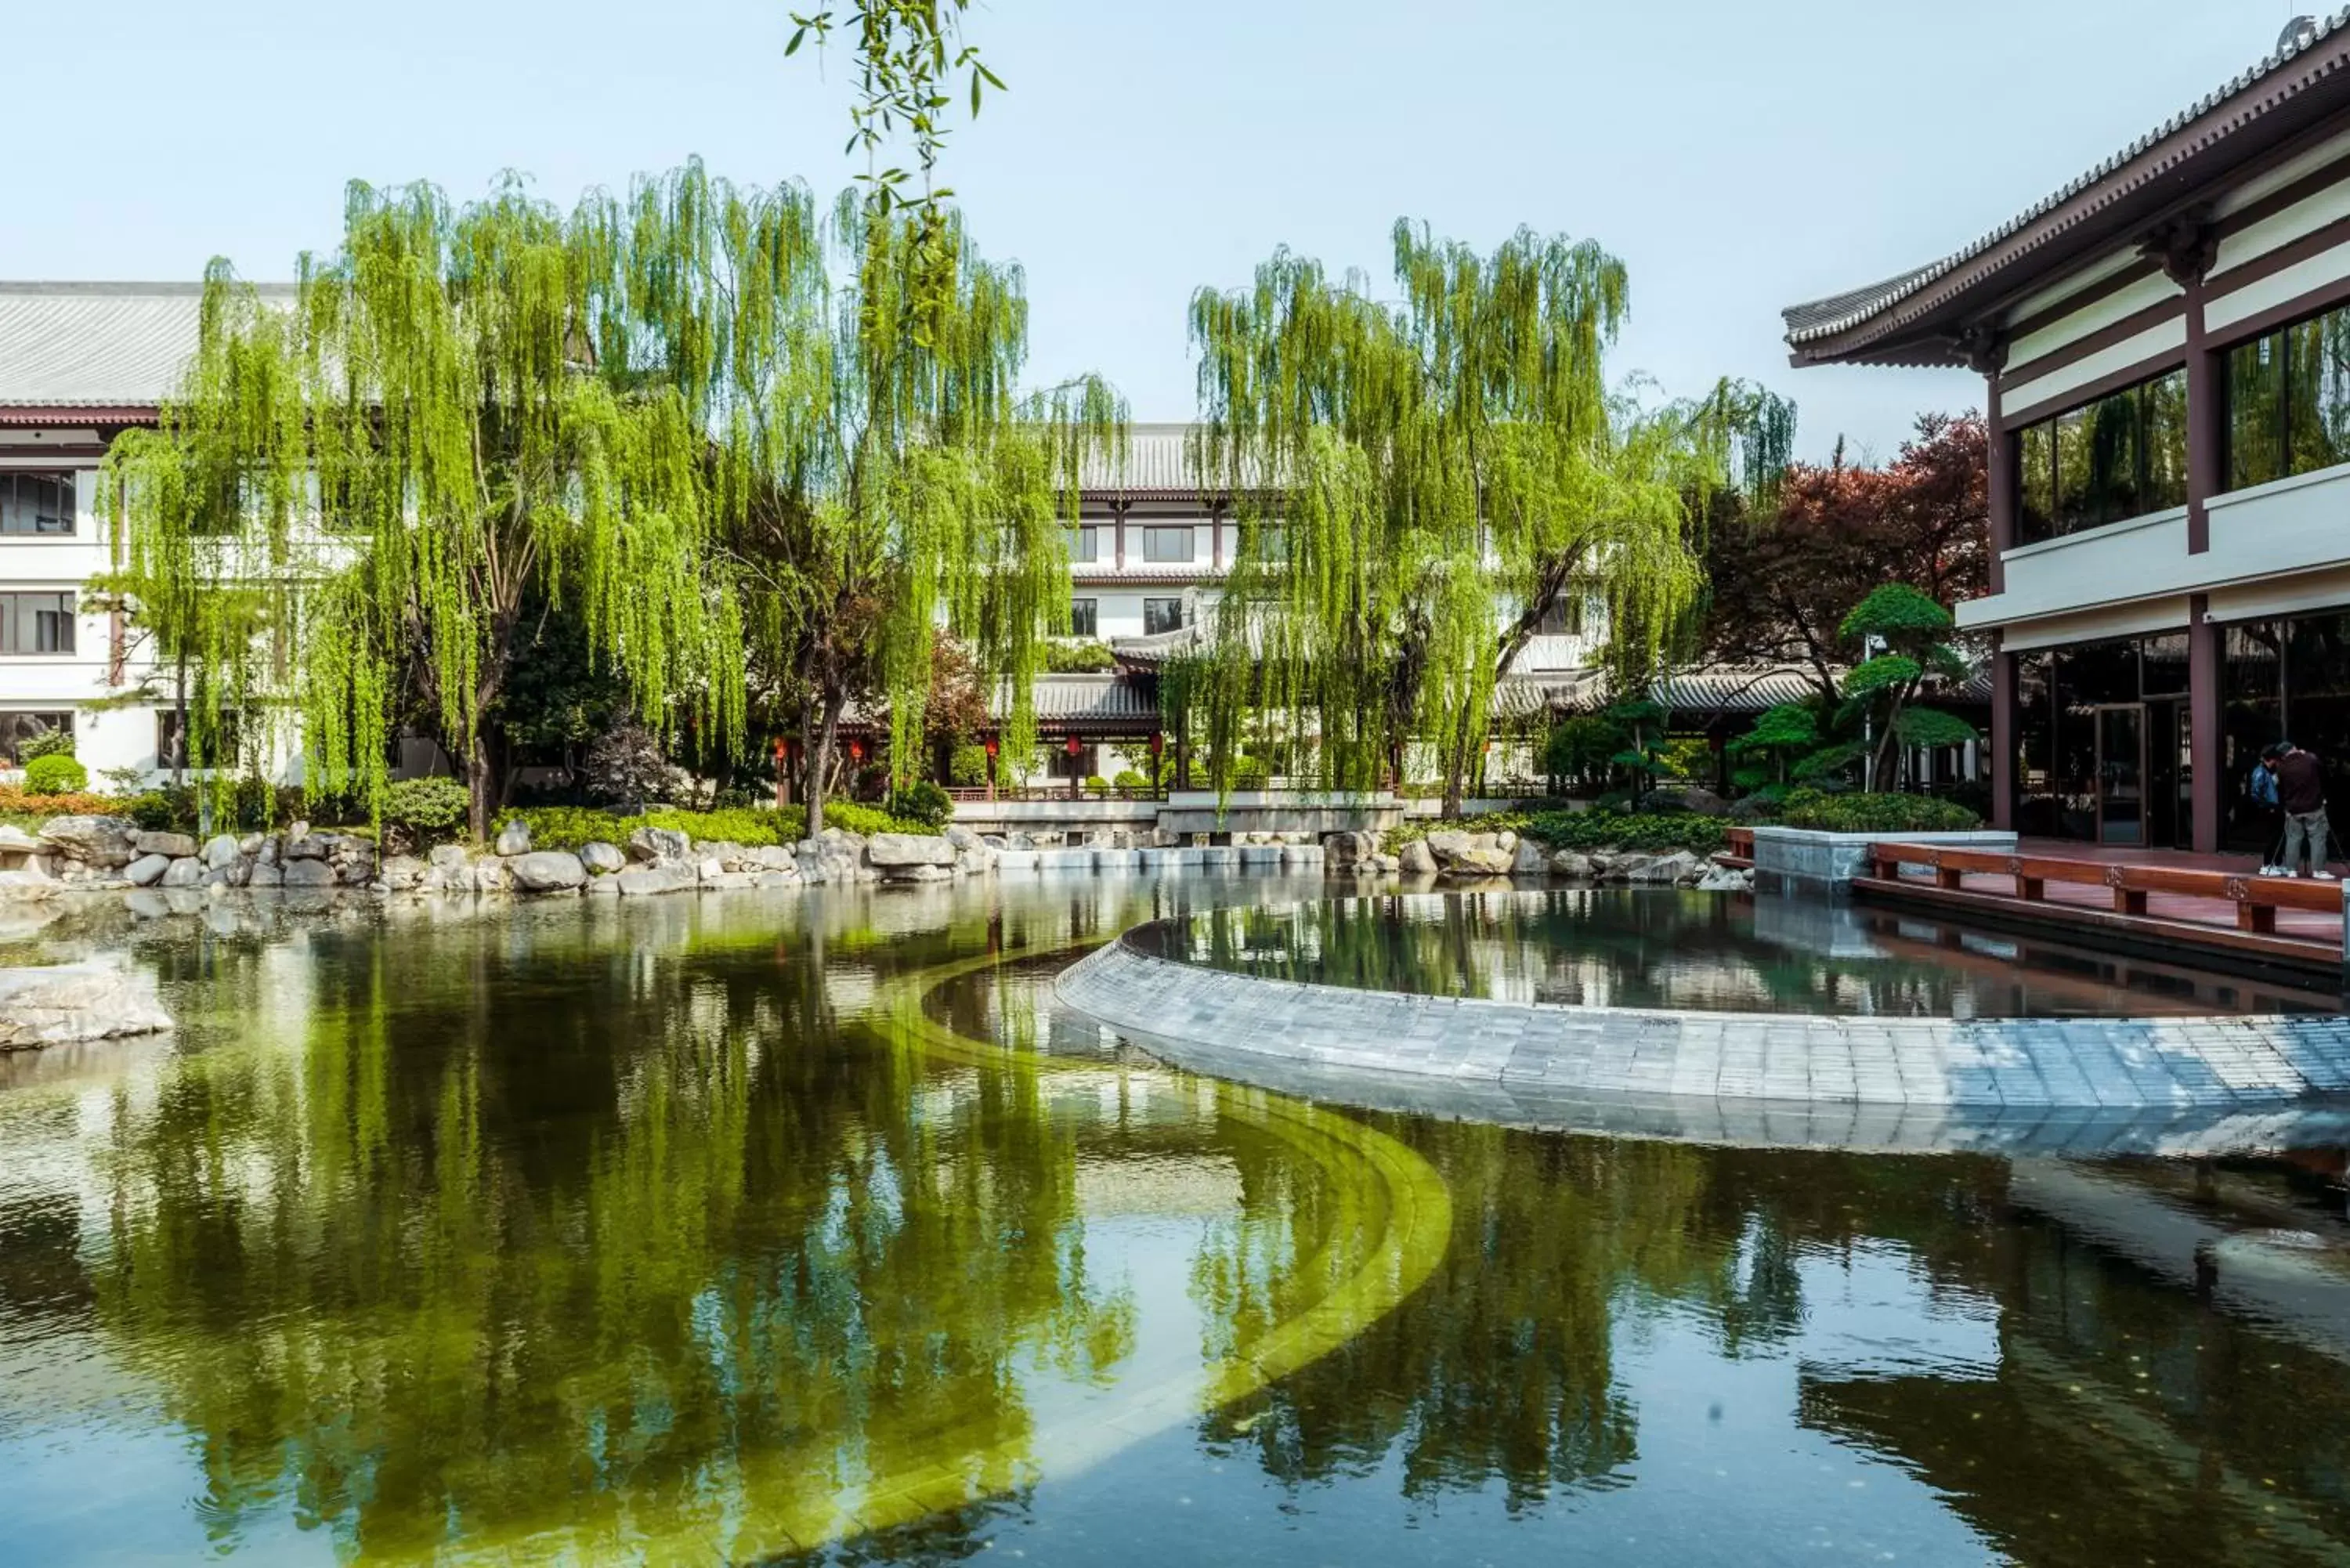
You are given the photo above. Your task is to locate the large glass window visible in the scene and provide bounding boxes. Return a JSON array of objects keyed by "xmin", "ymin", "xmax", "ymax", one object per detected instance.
[
  {"xmin": 0, "ymin": 472, "xmax": 75, "ymax": 536},
  {"xmin": 1068, "ymin": 598, "xmax": 1097, "ymax": 638},
  {"xmin": 1144, "ymin": 598, "xmax": 1184, "ymax": 635},
  {"xmin": 1141, "ymin": 526, "xmax": 1193, "ymax": 564},
  {"xmin": 2225, "ymin": 302, "xmax": 2350, "ymax": 489},
  {"xmin": 0, "ymin": 710, "xmax": 71, "ymax": 766},
  {"xmin": 1065, "ymin": 525, "xmax": 1100, "ymax": 564},
  {"xmin": 2011, "ymin": 369, "xmax": 2188, "ymax": 544},
  {"xmin": 0, "ymin": 592, "xmax": 74, "ymax": 654}
]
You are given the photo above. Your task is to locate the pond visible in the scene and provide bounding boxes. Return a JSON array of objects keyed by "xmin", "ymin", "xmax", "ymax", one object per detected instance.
[
  {"xmin": 2, "ymin": 877, "xmax": 2348, "ymax": 1566},
  {"xmin": 1148, "ymin": 889, "xmax": 2346, "ymax": 1017}
]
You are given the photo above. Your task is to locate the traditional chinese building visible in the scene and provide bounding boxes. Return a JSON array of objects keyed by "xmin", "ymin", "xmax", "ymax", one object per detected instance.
[{"xmin": 1785, "ymin": 16, "xmax": 2350, "ymax": 851}]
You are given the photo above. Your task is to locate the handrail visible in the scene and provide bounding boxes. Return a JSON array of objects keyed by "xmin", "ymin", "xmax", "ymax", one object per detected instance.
[
  {"xmin": 945, "ymin": 785, "xmax": 1163, "ymax": 803},
  {"xmin": 1866, "ymin": 840, "xmax": 2342, "ymax": 934}
]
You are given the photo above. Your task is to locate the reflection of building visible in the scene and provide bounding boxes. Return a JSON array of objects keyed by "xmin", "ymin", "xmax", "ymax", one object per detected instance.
[{"xmin": 1785, "ymin": 23, "xmax": 2350, "ymax": 851}]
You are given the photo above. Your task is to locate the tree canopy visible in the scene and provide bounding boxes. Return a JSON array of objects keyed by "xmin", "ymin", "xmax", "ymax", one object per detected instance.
[{"xmin": 1180, "ymin": 220, "xmax": 1781, "ymax": 812}]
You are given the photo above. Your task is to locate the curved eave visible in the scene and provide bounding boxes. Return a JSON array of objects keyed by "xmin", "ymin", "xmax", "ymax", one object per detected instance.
[{"xmin": 1784, "ymin": 16, "xmax": 2350, "ymax": 367}]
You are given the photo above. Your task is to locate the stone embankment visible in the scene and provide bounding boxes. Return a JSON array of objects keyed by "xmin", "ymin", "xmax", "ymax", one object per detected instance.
[
  {"xmin": 0, "ymin": 959, "xmax": 173, "ymax": 1050},
  {"xmin": 1321, "ymin": 828, "xmax": 1750, "ymax": 891},
  {"xmin": 1, "ymin": 816, "xmax": 1004, "ymax": 901}
]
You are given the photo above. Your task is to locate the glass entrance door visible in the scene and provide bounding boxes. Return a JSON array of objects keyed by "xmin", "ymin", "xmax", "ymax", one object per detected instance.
[{"xmin": 2095, "ymin": 704, "xmax": 2145, "ymax": 845}]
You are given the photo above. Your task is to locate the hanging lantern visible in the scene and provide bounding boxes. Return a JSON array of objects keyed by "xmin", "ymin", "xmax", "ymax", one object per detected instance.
[
  {"xmin": 771, "ymin": 736, "xmax": 787, "ymax": 762},
  {"xmin": 1148, "ymin": 732, "xmax": 1164, "ymax": 757},
  {"xmin": 1065, "ymin": 735, "xmax": 1082, "ymax": 757},
  {"xmin": 848, "ymin": 739, "xmax": 865, "ymax": 763},
  {"xmin": 984, "ymin": 735, "xmax": 1000, "ymax": 758}
]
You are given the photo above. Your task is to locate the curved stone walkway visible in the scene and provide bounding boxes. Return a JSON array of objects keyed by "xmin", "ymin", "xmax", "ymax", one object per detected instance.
[{"xmin": 1055, "ymin": 925, "xmax": 2350, "ymax": 1157}]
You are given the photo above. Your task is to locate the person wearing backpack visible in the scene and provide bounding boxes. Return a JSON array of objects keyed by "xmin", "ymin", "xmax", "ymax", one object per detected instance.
[
  {"xmin": 2263, "ymin": 740, "xmax": 2336, "ymax": 880},
  {"xmin": 2251, "ymin": 750, "xmax": 2285, "ymax": 876}
]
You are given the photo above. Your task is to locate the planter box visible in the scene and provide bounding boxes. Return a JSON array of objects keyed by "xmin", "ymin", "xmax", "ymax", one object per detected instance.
[{"xmin": 1750, "ymin": 826, "xmax": 2017, "ymax": 898}]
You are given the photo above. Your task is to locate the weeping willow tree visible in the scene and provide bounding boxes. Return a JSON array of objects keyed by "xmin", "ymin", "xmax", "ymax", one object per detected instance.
[
  {"xmin": 102, "ymin": 182, "xmax": 743, "ymax": 838},
  {"xmin": 580, "ymin": 164, "xmax": 1123, "ymax": 833},
  {"xmin": 1186, "ymin": 221, "xmax": 1788, "ymax": 815}
]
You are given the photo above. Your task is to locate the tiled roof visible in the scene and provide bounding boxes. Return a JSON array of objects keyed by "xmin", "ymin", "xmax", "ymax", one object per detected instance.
[
  {"xmin": 1782, "ymin": 12, "xmax": 2350, "ymax": 364},
  {"xmin": 1000, "ymin": 674, "xmax": 1160, "ymax": 727},
  {"xmin": 1072, "ymin": 566, "xmax": 1220, "ymax": 587},
  {"xmin": 0, "ymin": 281, "xmax": 295, "ymax": 408}
]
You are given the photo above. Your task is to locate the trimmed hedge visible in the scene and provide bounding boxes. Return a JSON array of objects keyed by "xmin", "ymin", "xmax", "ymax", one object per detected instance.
[
  {"xmin": 498, "ymin": 800, "xmax": 930, "ymax": 854},
  {"xmin": 1775, "ymin": 788, "xmax": 1979, "ymax": 834},
  {"xmin": 23, "ymin": 754, "xmax": 87, "ymax": 794},
  {"xmin": 1524, "ymin": 810, "xmax": 1728, "ymax": 854}
]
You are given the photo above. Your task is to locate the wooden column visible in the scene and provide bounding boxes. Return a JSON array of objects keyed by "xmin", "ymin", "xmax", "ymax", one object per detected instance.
[
  {"xmin": 1979, "ymin": 351, "xmax": 2013, "ymax": 594},
  {"xmin": 2157, "ymin": 213, "xmax": 2223, "ymax": 848},
  {"xmin": 1990, "ymin": 639, "xmax": 2017, "ymax": 832},
  {"xmin": 1113, "ymin": 502, "xmax": 1127, "ymax": 570}
]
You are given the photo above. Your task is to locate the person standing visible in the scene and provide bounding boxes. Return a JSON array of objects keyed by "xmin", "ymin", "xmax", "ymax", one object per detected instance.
[
  {"xmin": 2251, "ymin": 748, "xmax": 2286, "ymax": 876},
  {"xmin": 2269, "ymin": 740, "xmax": 2335, "ymax": 881}
]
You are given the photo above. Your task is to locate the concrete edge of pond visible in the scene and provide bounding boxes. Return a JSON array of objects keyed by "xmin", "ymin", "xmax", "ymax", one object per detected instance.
[{"xmin": 1052, "ymin": 923, "xmax": 2350, "ymax": 1157}]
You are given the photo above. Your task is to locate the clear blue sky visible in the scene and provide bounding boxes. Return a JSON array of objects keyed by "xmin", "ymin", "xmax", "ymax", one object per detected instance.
[{"xmin": 3, "ymin": 0, "xmax": 2315, "ymax": 461}]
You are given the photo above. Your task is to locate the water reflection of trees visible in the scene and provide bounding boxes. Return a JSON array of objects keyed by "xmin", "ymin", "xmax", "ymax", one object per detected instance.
[
  {"xmin": 86, "ymin": 905, "xmax": 1144, "ymax": 1561},
  {"xmin": 1184, "ymin": 892, "xmax": 1988, "ymax": 1016}
]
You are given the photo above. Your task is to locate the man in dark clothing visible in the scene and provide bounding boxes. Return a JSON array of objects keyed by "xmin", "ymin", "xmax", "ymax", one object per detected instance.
[{"xmin": 2266, "ymin": 741, "xmax": 2334, "ymax": 880}]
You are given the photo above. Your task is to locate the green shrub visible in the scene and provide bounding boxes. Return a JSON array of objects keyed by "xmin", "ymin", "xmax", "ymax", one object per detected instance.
[
  {"xmin": 123, "ymin": 791, "xmax": 179, "ymax": 831},
  {"xmin": 498, "ymin": 799, "xmax": 935, "ymax": 854},
  {"xmin": 24, "ymin": 753, "xmax": 88, "ymax": 794},
  {"xmin": 382, "ymin": 776, "xmax": 471, "ymax": 844},
  {"xmin": 1385, "ymin": 810, "xmax": 1532, "ymax": 851},
  {"xmin": 948, "ymin": 742, "xmax": 989, "ymax": 787},
  {"xmin": 1043, "ymin": 640, "xmax": 1118, "ymax": 673},
  {"xmin": 1112, "ymin": 768, "xmax": 1148, "ymax": 789},
  {"xmin": 1084, "ymin": 774, "xmax": 1110, "ymax": 797},
  {"xmin": 891, "ymin": 779, "xmax": 953, "ymax": 829},
  {"xmin": 1775, "ymin": 788, "xmax": 1979, "ymax": 834},
  {"xmin": 1523, "ymin": 810, "xmax": 1728, "ymax": 854},
  {"xmin": 20, "ymin": 727, "xmax": 74, "ymax": 762}
]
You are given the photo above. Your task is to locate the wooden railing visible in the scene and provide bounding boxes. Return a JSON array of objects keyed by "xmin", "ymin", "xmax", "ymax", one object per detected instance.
[
  {"xmin": 1865, "ymin": 842, "xmax": 2343, "ymax": 935},
  {"xmin": 945, "ymin": 785, "xmax": 1163, "ymax": 804}
]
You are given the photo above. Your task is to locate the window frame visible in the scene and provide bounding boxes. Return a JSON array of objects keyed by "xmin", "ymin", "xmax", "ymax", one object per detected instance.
[
  {"xmin": 1141, "ymin": 526, "xmax": 1195, "ymax": 564},
  {"xmin": 0, "ymin": 709, "xmax": 73, "ymax": 767},
  {"xmin": 2222, "ymin": 298, "xmax": 2350, "ymax": 492},
  {"xmin": 0, "ymin": 471, "xmax": 78, "ymax": 537},
  {"xmin": 1066, "ymin": 524, "xmax": 1101, "ymax": 564},
  {"xmin": 1143, "ymin": 597, "xmax": 1184, "ymax": 635},
  {"xmin": 1068, "ymin": 598, "xmax": 1098, "ymax": 638},
  {"xmin": 2010, "ymin": 367, "xmax": 2188, "ymax": 546},
  {"xmin": 0, "ymin": 591, "xmax": 76, "ymax": 655}
]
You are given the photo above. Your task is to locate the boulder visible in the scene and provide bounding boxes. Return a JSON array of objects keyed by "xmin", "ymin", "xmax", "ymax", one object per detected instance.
[
  {"xmin": 284, "ymin": 834, "xmax": 331, "ymax": 861},
  {"xmin": 580, "ymin": 841, "xmax": 626, "ymax": 875},
  {"xmin": 247, "ymin": 862, "xmax": 284, "ymax": 888},
  {"xmin": 282, "ymin": 858, "xmax": 338, "ymax": 887},
  {"xmin": 238, "ymin": 833, "xmax": 265, "ymax": 855},
  {"xmin": 0, "ymin": 867, "xmax": 59, "ymax": 902},
  {"xmin": 696, "ymin": 856, "xmax": 726, "ymax": 880},
  {"xmin": 201, "ymin": 834, "xmax": 241, "ymax": 870},
  {"xmin": 125, "ymin": 853, "xmax": 172, "ymax": 887},
  {"xmin": 1439, "ymin": 846, "xmax": 1514, "ymax": 877},
  {"xmin": 508, "ymin": 851, "xmax": 588, "ymax": 893},
  {"xmin": 1423, "ymin": 829, "xmax": 1471, "ymax": 865},
  {"xmin": 0, "ymin": 824, "xmax": 43, "ymax": 854},
  {"xmin": 627, "ymin": 826, "xmax": 691, "ymax": 863},
  {"xmin": 1495, "ymin": 829, "xmax": 1518, "ymax": 852},
  {"xmin": 944, "ymin": 825, "xmax": 982, "ymax": 851},
  {"xmin": 428, "ymin": 844, "xmax": 471, "ymax": 872},
  {"xmin": 40, "ymin": 815, "xmax": 139, "ymax": 868},
  {"xmin": 133, "ymin": 830, "xmax": 199, "ymax": 860},
  {"xmin": 1549, "ymin": 849, "xmax": 1596, "ymax": 879},
  {"xmin": 1509, "ymin": 837, "xmax": 1549, "ymax": 876},
  {"xmin": 469, "ymin": 860, "xmax": 512, "ymax": 894},
  {"xmin": 888, "ymin": 862, "xmax": 953, "ymax": 883},
  {"xmin": 866, "ymin": 832, "xmax": 956, "ymax": 868},
  {"xmin": 616, "ymin": 862, "xmax": 695, "ymax": 896},
  {"xmin": 0, "ymin": 962, "xmax": 172, "ymax": 1050},
  {"xmin": 255, "ymin": 836, "xmax": 283, "ymax": 866},
  {"xmin": 1694, "ymin": 865, "xmax": 1754, "ymax": 892},
  {"xmin": 158, "ymin": 858, "xmax": 205, "ymax": 889},
  {"xmin": 493, "ymin": 819, "xmax": 532, "ymax": 857},
  {"xmin": 1727, "ymin": 793, "xmax": 1778, "ymax": 823},
  {"xmin": 378, "ymin": 854, "xmax": 428, "ymax": 892},
  {"xmin": 1398, "ymin": 839, "xmax": 1439, "ymax": 876},
  {"xmin": 287, "ymin": 819, "xmax": 311, "ymax": 840},
  {"xmin": 1623, "ymin": 850, "xmax": 1703, "ymax": 885}
]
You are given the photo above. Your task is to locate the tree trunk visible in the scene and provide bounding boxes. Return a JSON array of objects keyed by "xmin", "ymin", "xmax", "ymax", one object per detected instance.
[
  {"xmin": 802, "ymin": 688, "xmax": 844, "ymax": 837},
  {"xmin": 467, "ymin": 735, "xmax": 496, "ymax": 843},
  {"xmin": 1441, "ymin": 710, "xmax": 1473, "ymax": 819}
]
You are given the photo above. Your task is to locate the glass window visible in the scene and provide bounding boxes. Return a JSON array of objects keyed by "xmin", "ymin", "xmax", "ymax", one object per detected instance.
[
  {"xmin": 2138, "ymin": 631, "xmax": 2189, "ymax": 698},
  {"xmin": 2228, "ymin": 331, "xmax": 2285, "ymax": 490},
  {"xmin": 2018, "ymin": 421, "xmax": 2055, "ymax": 541},
  {"xmin": 0, "ymin": 592, "xmax": 74, "ymax": 654},
  {"xmin": 0, "ymin": 472, "xmax": 76, "ymax": 536},
  {"xmin": 1144, "ymin": 598, "xmax": 1184, "ymax": 635},
  {"xmin": 1068, "ymin": 598, "xmax": 1097, "ymax": 638},
  {"xmin": 2223, "ymin": 302, "xmax": 2350, "ymax": 490},
  {"xmin": 1065, "ymin": 525, "xmax": 1100, "ymax": 564},
  {"xmin": 0, "ymin": 710, "xmax": 71, "ymax": 766},
  {"xmin": 1536, "ymin": 596, "xmax": 1585, "ymax": 635},
  {"xmin": 1141, "ymin": 526, "xmax": 1193, "ymax": 564},
  {"xmin": 2012, "ymin": 369, "xmax": 2184, "ymax": 544}
]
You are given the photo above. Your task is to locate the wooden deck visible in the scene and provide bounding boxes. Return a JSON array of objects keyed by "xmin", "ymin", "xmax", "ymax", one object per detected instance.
[{"xmin": 1856, "ymin": 838, "xmax": 2346, "ymax": 975}]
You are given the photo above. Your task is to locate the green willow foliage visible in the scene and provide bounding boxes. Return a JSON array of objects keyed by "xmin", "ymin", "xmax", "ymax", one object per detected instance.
[
  {"xmin": 103, "ymin": 164, "xmax": 1122, "ymax": 837},
  {"xmin": 1184, "ymin": 220, "xmax": 1781, "ymax": 810},
  {"xmin": 103, "ymin": 183, "xmax": 743, "ymax": 835}
]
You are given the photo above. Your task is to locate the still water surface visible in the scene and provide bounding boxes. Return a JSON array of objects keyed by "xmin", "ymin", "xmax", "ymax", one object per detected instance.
[{"xmin": 2, "ymin": 877, "xmax": 2347, "ymax": 1566}]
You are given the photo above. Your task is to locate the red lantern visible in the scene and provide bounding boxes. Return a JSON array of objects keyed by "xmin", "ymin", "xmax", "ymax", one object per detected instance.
[
  {"xmin": 1148, "ymin": 732, "xmax": 1164, "ymax": 757},
  {"xmin": 771, "ymin": 736, "xmax": 787, "ymax": 761},
  {"xmin": 1065, "ymin": 735, "xmax": 1082, "ymax": 757},
  {"xmin": 848, "ymin": 740, "xmax": 865, "ymax": 763},
  {"xmin": 984, "ymin": 735, "xmax": 1000, "ymax": 758}
]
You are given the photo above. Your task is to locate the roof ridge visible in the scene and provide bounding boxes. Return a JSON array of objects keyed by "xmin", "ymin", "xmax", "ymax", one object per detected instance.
[
  {"xmin": 0, "ymin": 280, "xmax": 300, "ymax": 297},
  {"xmin": 1784, "ymin": 7, "xmax": 2350, "ymax": 345}
]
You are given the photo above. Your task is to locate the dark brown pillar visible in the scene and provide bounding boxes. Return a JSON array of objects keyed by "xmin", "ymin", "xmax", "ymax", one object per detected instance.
[
  {"xmin": 1983, "ymin": 370, "xmax": 2012, "ymax": 595},
  {"xmin": 1113, "ymin": 503, "xmax": 1127, "ymax": 571},
  {"xmin": 2189, "ymin": 594, "xmax": 2223, "ymax": 852},
  {"xmin": 1990, "ymin": 638, "xmax": 2017, "ymax": 833},
  {"xmin": 2185, "ymin": 276, "xmax": 2218, "ymax": 556}
]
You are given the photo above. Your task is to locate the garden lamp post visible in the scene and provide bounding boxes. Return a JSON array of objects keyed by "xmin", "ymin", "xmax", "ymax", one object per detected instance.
[{"xmin": 984, "ymin": 735, "xmax": 999, "ymax": 803}]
